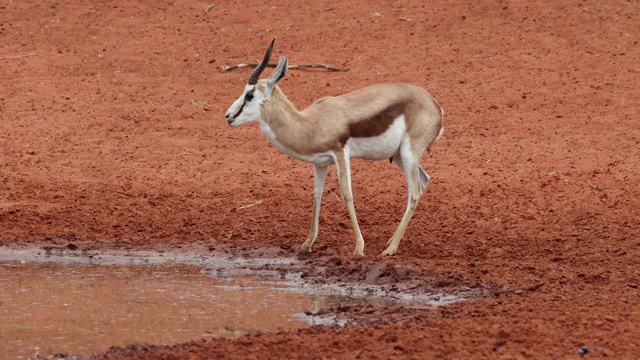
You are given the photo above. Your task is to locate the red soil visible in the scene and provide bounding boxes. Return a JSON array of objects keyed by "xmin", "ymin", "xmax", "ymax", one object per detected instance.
[{"xmin": 2, "ymin": 0, "xmax": 640, "ymax": 358}]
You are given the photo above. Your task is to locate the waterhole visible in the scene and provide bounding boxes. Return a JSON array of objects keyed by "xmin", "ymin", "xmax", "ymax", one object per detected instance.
[{"xmin": 0, "ymin": 248, "xmax": 480, "ymax": 359}]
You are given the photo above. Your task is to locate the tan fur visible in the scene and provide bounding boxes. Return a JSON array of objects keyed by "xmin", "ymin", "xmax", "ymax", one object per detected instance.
[
  {"xmin": 259, "ymin": 82, "xmax": 443, "ymax": 156},
  {"xmin": 253, "ymin": 81, "xmax": 443, "ymax": 256}
]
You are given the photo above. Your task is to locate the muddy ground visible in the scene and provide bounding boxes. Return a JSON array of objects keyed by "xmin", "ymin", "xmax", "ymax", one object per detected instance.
[{"xmin": 2, "ymin": 0, "xmax": 640, "ymax": 358}]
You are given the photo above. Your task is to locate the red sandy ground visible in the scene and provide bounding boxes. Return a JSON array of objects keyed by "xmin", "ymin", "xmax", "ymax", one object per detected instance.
[{"xmin": 2, "ymin": 0, "xmax": 640, "ymax": 358}]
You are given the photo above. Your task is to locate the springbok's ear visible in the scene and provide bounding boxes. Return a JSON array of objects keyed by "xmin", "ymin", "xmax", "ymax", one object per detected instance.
[{"xmin": 265, "ymin": 56, "xmax": 288, "ymax": 90}]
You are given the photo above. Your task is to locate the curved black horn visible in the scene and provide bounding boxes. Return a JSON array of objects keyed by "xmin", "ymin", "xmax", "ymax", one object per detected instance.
[{"xmin": 248, "ymin": 39, "xmax": 275, "ymax": 85}]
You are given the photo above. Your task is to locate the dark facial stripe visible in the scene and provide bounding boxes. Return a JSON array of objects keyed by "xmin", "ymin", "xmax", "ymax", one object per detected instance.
[
  {"xmin": 232, "ymin": 103, "xmax": 244, "ymax": 119},
  {"xmin": 232, "ymin": 89, "xmax": 255, "ymax": 120}
]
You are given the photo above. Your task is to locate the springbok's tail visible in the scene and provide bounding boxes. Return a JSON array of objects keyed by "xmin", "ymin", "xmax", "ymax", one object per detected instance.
[
  {"xmin": 435, "ymin": 105, "xmax": 444, "ymax": 142},
  {"xmin": 436, "ymin": 124, "xmax": 444, "ymax": 142}
]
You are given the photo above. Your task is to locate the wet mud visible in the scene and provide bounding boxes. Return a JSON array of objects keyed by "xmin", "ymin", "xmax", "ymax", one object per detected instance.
[{"xmin": 2, "ymin": 248, "xmax": 487, "ymax": 359}]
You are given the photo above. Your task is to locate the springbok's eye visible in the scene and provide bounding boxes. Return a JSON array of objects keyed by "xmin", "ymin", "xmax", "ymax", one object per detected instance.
[{"xmin": 245, "ymin": 92, "xmax": 254, "ymax": 102}]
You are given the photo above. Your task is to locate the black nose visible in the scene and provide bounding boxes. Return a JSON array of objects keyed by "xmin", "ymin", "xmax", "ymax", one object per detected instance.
[{"xmin": 225, "ymin": 113, "xmax": 230, "ymax": 119}]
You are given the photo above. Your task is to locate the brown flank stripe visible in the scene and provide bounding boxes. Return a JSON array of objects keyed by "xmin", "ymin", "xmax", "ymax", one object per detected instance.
[{"xmin": 349, "ymin": 103, "xmax": 405, "ymax": 138}]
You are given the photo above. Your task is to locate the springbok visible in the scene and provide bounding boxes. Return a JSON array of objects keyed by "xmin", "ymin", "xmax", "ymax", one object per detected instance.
[{"xmin": 225, "ymin": 39, "xmax": 444, "ymax": 257}]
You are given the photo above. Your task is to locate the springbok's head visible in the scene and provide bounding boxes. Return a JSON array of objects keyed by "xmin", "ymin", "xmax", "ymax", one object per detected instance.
[{"xmin": 225, "ymin": 39, "xmax": 288, "ymax": 127}]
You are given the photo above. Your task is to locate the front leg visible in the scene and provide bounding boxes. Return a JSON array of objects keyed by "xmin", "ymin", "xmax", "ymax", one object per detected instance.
[
  {"xmin": 300, "ymin": 164, "xmax": 328, "ymax": 254},
  {"xmin": 334, "ymin": 149, "xmax": 365, "ymax": 257}
]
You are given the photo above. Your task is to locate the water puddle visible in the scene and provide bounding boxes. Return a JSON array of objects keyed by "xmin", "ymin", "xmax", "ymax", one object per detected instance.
[{"xmin": 0, "ymin": 248, "xmax": 481, "ymax": 359}]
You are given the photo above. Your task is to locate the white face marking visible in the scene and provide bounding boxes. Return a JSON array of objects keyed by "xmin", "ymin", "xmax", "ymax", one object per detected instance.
[
  {"xmin": 346, "ymin": 115, "xmax": 407, "ymax": 160},
  {"xmin": 225, "ymin": 85, "xmax": 266, "ymax": 127}
]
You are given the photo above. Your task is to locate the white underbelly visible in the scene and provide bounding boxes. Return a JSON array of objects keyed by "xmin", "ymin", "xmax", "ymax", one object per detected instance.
[
  {"xmin": 286, "ymin": 150, "xmax": 334, "ymax": 166},
  {"xmin": 346, "ymin": 115, "xmax": 406, "ymax": 160}
]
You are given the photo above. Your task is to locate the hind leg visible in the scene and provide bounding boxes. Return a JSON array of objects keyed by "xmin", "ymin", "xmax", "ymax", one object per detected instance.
[{"xmin": 382, "ymin": 146, "xmax": 430, "ymax": 256}]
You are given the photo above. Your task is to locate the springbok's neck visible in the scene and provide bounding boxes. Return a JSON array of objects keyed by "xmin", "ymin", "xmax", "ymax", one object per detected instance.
[
  {"xmin": 261, "ymin": 86, "xmax": 305, "ymax": 128},
  {"xmin": 258, "ymin": 85, "xmax": 319, "ymax": 158}
]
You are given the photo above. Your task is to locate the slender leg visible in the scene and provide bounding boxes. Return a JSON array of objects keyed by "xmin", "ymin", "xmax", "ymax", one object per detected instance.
[
  {"xmin": 382, "ymin": 153, "xmax": 430, "ymax": 256},
  {"xmin": 334, "ymin": 150, "xmax": 365, "ymax": 257},
  {"xmin": 300, "ymin": 164, "xmax": 329, "ymax": 254}
]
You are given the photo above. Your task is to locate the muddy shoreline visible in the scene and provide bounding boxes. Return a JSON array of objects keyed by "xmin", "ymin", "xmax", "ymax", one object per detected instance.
[
  {"xmin": 3, "ymin": 244, "xmax": 491, "ymax": 359},
  {"xmin": 1, "ymin": 244, "xmax": 492, "ymax": 312}
]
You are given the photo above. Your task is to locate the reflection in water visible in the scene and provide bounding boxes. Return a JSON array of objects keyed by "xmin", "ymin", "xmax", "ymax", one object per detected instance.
[{"xmin": 0, "ymin": 261, "xmax": 317, "ymax": 359}]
